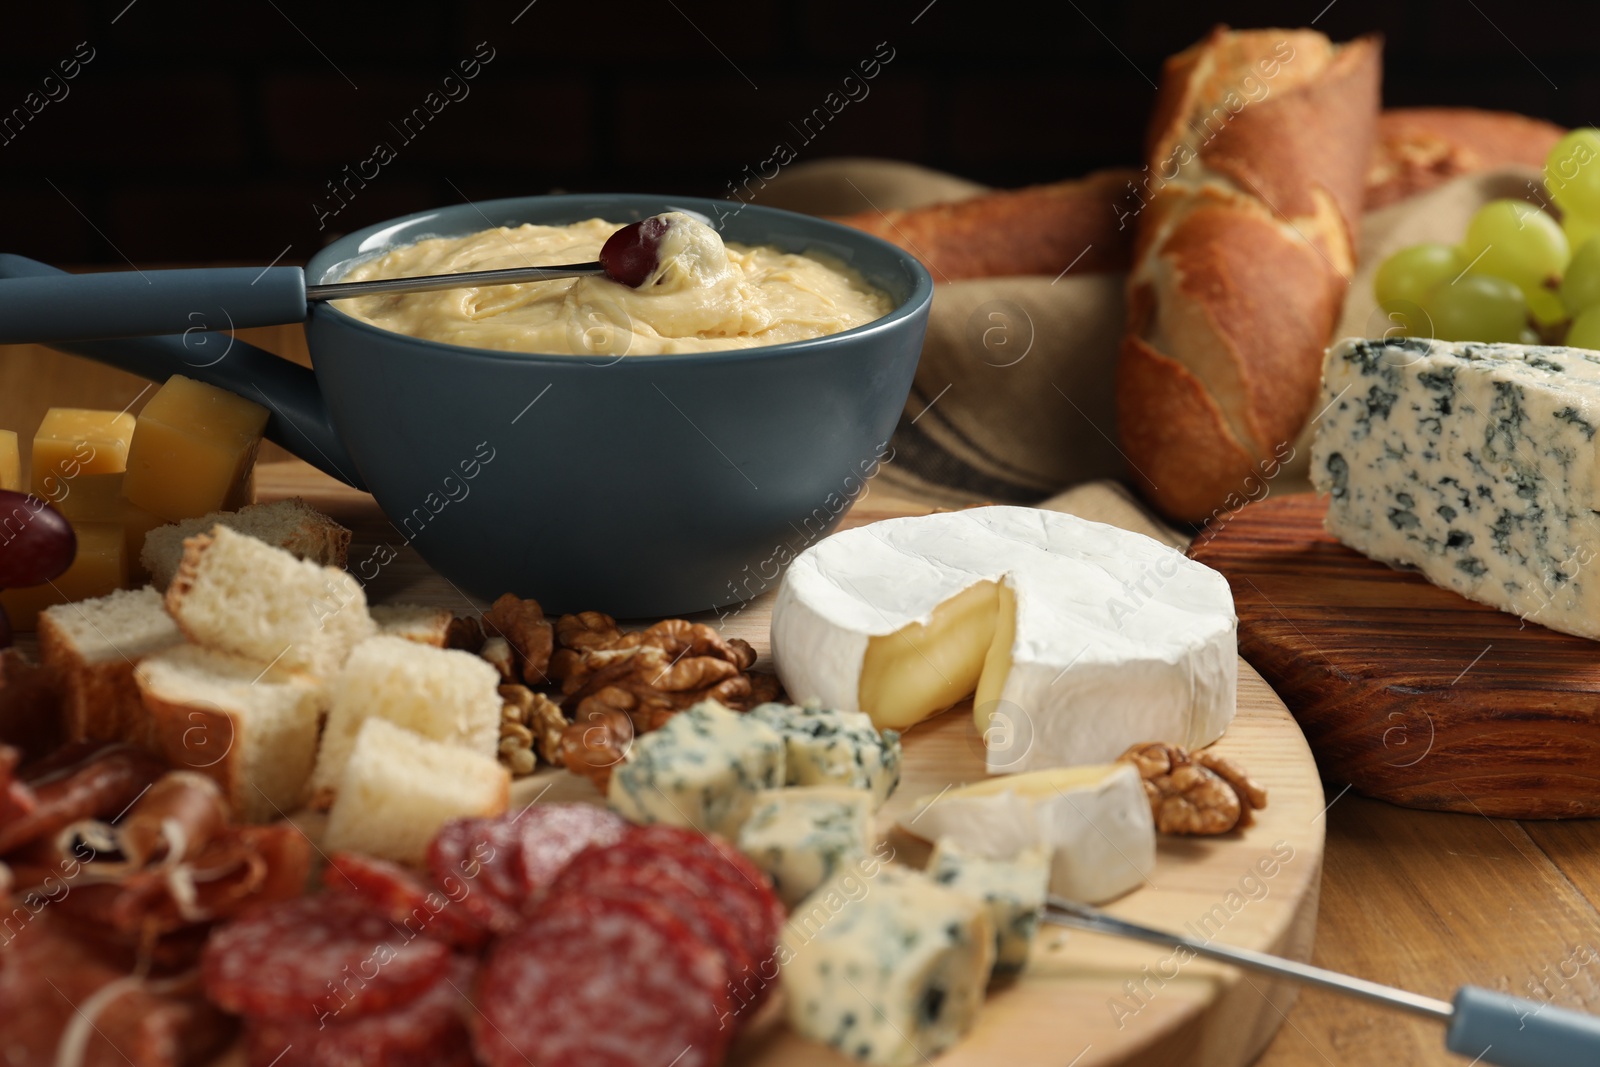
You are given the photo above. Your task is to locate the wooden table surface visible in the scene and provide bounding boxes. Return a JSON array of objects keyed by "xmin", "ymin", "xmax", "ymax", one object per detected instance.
[{"xmin": 5, "ymin": 331, "xmax": 1600, "ymax": 1066}]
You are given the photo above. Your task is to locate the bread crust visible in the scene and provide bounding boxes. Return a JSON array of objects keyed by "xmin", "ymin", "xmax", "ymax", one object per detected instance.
[
  {"xmin": 1115, "ymin": 334, "xmax": 1261, "ymax": 522},
  {"xmin": 1118, "ymin": 27, "xmax": 1380, "ymax": 521},
  {"xmin": 162, "ymin": 531, "xmax": 215, "ymax": 649}
]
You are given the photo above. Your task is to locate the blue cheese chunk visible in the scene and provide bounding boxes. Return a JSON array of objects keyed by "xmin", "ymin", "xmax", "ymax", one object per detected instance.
[
  {"xmin": 737, "ymin": 786, "xmax": 874, "ymax": 909},
  {"xmin": 606, "ymin": 700, "xmax": 784, "ymax": 836},
  {"xmin": 780, "ymin": 865, "xmax": 994, "ymax": 1067},
  {"xmin": 750, "ymin": 701, "xmax": 902, "ymax": 807},
  {"xmin": 1312, "ymin": 338, "xmax": 1600, "ymax": 640},
  {"xmin": 927, "ymin": 837, "xmax": 1049, "ymax": 979}
]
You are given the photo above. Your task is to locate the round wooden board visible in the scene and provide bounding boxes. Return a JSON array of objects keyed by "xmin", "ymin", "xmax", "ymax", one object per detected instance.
[
  {"xmin": 1187, "ymin": 492, "xmax": 1600, "ymax": 818},
  {"xmin": 263, "ymin": 466, "xmax": 1327, "ymax": 1067}
]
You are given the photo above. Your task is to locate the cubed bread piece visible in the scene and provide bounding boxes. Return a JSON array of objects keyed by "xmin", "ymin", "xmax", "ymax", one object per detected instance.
[
  {"xmin": 164, "ymin": 525, "xmax": 374, "ymax": 678},
  {"xmin": 737, "ymin": 785, "xmax": 874, "ymax": 909},
  {"xmin": 323, "ymin": 717, "xmax": 510, "ymax": 864},
  {"xmin": 369, "ymin": 603, "xmax": 455, "ymax": 648},
  {"xmin": 307, "ymin": 635, "xmax": 501, "ymax": 807},
  {"xmin": 781, "ymin": 864, "xmax": 994, "ymax": 1066},
  {"xmin": 140, "ymin": 497, "xmax": 351, "ymax": 591},
  {"xmin": 135, "ymin": 644, "xmax": 324, "ymax": 823},
  {"xmin": 37, "ymin": 585, "xmax": 184, "ymax": 747},
  {"xmin": 927, "ymin": 837, "xmax": 1050, "ymax": 979},
  {"xmin": 606, "ymin": 699, "xmax": 785, "ymax": 836}
]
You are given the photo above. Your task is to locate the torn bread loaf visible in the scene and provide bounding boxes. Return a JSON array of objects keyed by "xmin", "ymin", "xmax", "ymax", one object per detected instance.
[
  {"xmin": 164, "ymin": 525, "xmax": 375, "ymax": 678},
  {"xmin": 322, "ymin": 717, "xmax": 509, "ymax": 864},
  {"xmin": 141, "ymin": 497, "xmax": 351, "ymax": 591},
  {"xmin": 37, "ymin": 586, "xmax": 184, "ymax": 748},
  {"xmin": 307, "ymin": 634, "xmax": 502, "ymax": 807},
  {"xmin": 135, "ymin": 644, "xmax": 324, "ymax": 822},
  {"xmin": 1116, "ymin": 27, "xmax": 1381, "ymax": 522}
]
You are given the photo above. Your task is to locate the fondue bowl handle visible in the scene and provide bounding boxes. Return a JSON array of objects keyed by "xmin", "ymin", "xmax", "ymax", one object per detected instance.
[{"xmin": 0, "ymin": 254, "xmax": 364, "ymax": 491}]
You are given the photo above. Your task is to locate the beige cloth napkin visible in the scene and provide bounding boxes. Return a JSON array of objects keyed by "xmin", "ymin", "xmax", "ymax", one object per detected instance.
[{"xmin": 755, "ymin": 160, "xmax": 1545, "ymax": 510}]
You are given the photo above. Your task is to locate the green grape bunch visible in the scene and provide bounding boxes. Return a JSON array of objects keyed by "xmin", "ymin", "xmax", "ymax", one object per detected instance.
[{"xmin": 1370, "ymin": 127, "xmax": 1600, "ymax": 349}]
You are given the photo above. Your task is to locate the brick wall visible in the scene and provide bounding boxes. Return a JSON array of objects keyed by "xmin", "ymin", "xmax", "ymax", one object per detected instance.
[{"xmin": 2, "ymin": 0, "xmax": 1595, "ymax": 265}]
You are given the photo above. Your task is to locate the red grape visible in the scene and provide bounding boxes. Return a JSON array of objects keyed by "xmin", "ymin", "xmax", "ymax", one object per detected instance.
[
  {"xmin": 598, "ymin": 215, "xmax": 671, "ymax": 288},
  {"xmin": 0, "ymin": 490, "xmax": 77, "ymax": 588}
]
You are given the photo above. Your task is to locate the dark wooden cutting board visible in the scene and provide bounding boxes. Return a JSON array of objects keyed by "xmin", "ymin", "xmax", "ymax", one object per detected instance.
[{"xmin": 1187, "ymin": 492, "xmax": 1600, "ymax": 819}]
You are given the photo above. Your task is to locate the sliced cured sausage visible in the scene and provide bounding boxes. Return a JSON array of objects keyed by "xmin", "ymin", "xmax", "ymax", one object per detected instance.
[
  {"xmin": 202, "ymin": 893, "xmax": 451, "ymax": 1023},
  {"xmin": 475, "ymin": 894, "xmax": 730, "ymax": 1067}
]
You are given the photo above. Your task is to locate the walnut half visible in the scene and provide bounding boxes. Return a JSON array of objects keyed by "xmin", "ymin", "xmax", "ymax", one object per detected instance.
[{"xmin": 1118, "ymin": 742, "xmax": 1267, "ymax": 835}]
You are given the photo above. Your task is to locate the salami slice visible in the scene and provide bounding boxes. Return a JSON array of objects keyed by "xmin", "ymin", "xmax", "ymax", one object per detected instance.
[
  {"xmin": 425, "ymin": 818, "xmax": 526, "ymax": 934},
  {"xmin": 202, "ymin": 893, "xmax": 452, "ymax": 1023},
  {"xmin": 548, "ymin": 843, "xmax": 758, "ymax": 1010},
  {"xmin": 244, "ymin": 957, "xmax": 476, "ymax": 1067},
  {"xmin": 427, "ymin": 804, "xmax": 628, "ymax": 932},
  {"xmin": 474, "ymin": 894, "xmax": 731, "ymax": 1067},
  {"xmin": 514, "ymin": 802, "xmax": 628, "ymax": 893},
  {"xmin": 322, "ymin": 852, "xmax": 490, "ymax": 951},
  {"xmin": 626, "ymin": 825, "xmax": 785, "ymax": 961}
]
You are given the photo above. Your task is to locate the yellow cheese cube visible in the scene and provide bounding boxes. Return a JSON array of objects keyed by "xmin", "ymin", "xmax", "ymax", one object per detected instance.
[
  {"xmin": 30, "ymin": 408, "xmax": 137, "ymax": 499},
  {"xmin": 45, "ymin": 471, "xmax": 164, "ymax": 582},
  {"xmin": 0, "ymin": 522, "xmax": 127, "ymax": 631},
  {"xmin": 0, "ymin": 431, "xmax": 19, "ymax": 492},
  {"xmin": 122, "ymin": 376, "xmax": 270, "ymax": 522}
]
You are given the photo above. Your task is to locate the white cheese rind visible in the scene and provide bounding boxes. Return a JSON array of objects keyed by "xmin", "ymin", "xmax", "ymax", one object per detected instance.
[
  {"xmin": 771, "ymin": 506, "xmax": 1238, "ymax": 771},
  {"xmin": 780, "ymin": 865, "xmax": 994, "ymax": 1067},
  {"xmin": 1312, "ymin": 337, "xmax": 1600, "ymax": 640},
  {"xmin": 896, "ymin": 763, "xmax": 1156, "ymax": 905},
  {"xmin": 748, "ymin": 701, "xmax": 902, "ymax": 808},
  {"xmin": 606, "ymin": 700, "xmax": 785, "ymax": 836},
  {"xmin": 927, "ymin": 838, "xmax": 1050, "ymax": 978},
  {"xmin": 737, "ymin": 786, "xmax": 874, "ymax": 909}
]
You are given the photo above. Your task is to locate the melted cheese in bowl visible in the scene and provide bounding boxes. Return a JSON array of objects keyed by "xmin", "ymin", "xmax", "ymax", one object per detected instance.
[{"xmin": 333, "ymin": 212, "xmax": 893, "ymax": 357}]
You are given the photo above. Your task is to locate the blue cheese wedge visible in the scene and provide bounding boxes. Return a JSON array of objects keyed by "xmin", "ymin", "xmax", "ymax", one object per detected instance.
[
  {"xmin": 1313, "ymin": 338, "xmax": 1600, "ymax": 640},
  {"xmin": 737, "ymin": 785, "xmax": 874, "ymax": 908},
  {"xmin": 781, "ymin": 865, "xmax": 994, "ymax": 1066},
  {"xmin": 606, "ymin": 699, "xmax": 785, "ymax": 836},
  {"xmin": 927, "ymin": 837, "xmax": 1049, "ymax": 979},
  {"xmin": 749, "ymin": 701, "xmax": 902, "ymax": 807}
]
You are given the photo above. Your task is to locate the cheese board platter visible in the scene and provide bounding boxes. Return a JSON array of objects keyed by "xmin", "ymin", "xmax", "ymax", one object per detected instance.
[{"xmin": 246, "ymin": 463, "xmax": 1328, "ymax": 1067}]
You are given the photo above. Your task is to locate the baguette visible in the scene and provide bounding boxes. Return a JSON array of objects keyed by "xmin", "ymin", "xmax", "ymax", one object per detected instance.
[
  {"xmin": 832, "ymin": 168, "xmax": 1139, "ymax": 280},
  {"xmin": 1115, "ymin": 27, "xmax": 1381, "ymax": 521},
  {"xmin": 1368, "ymin": 107, "xmax": 1564, "ymax": 210}
]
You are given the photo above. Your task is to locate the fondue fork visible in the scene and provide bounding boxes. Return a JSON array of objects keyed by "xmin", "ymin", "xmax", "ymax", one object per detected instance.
[{"xmin": 1043, "ymin": 897, "xmax": 1600, "ymax": 1067}]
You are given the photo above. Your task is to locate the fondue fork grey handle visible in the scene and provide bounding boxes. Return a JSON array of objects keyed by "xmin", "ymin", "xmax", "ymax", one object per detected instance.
[
  {"xmin": 0, "ymin": 254, "xmax": 364, "ymax": 490},
  {"xmin": 0, "ymin": 261, "xmax": 605, "ymax": 344},
  {"xmin": 1044, "ymin": 897, "xmax": 1600, "ymax": 1067}
]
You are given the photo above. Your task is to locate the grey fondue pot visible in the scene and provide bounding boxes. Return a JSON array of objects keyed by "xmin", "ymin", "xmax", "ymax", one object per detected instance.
[{"xmin": 0, "ymin": 194, "xmax": 933, "ymax": 615}]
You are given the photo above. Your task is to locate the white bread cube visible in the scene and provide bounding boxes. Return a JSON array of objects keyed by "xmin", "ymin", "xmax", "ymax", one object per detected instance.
[
  {"xmin": 164, "ymin": 525, "xmax": 374, "ymax": 679},
  {"xmin": 308, "ymin": 634, "xmax": 501, "ymax": 806},
  {"xmin": 323, "ymin": 717, "xmax": 509, "ymax": 864},
  {"xmin": 135, "ymin": 644, "xmax": 324, "ymax": 823},
  {"xmin": 369, "ymin": 603, "xmax": 455, "ymax": 648},
  {"xmin": 141, "ymin": 497, "xmax": 351, "ymax": 591},
  {"xmin": 38, "ymin": 586, "xmax": 183, "ymax": 747}
]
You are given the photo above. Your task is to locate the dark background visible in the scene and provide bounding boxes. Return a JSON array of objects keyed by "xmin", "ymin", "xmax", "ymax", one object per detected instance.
[{"xmin": 3, "ymin": 0, "xmax": 1595, "ymax": 266}]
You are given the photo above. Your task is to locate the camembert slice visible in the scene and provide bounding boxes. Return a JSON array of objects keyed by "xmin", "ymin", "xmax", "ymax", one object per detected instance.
[
  {"xmin": 771, "ymin": 506, "xmax": 1237, "ymax": 771},
  {"xmin": 897, "ymin": 762, "xmax": 1155, "ymax": 904}
]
